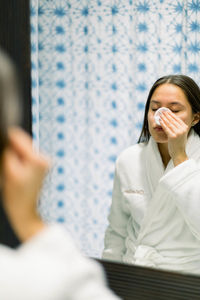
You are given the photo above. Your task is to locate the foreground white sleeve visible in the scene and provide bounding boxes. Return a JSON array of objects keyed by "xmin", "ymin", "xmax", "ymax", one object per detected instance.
[
  {"xmin": 160, "ymin": 159, "xmax": 200, "ymax": 239},
  {"xmin": 102, "ymin": 160, "xmax": 129, "ymax": 261},
  {"xmin": 0, "ymin": 225, "xmax": 120, "ymax": 300}
]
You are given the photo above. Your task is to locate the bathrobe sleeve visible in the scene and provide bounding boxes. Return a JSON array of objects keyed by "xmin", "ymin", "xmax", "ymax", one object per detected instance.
[
  {"xmin": 102, "ymin": 159, "xmax": 129, "ymax": 261},
  {"xmin": 0, "ymin": 225, "xmax": 120, "ymax": 300},
  {"xmin": 160, "ymin": 159, "xmax": 200, "ymax": 239}
]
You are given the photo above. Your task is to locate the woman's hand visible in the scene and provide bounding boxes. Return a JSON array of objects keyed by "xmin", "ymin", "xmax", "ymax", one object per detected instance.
[
  {"xmin": 160, "ymin": 111, "xmax": 189, "ymax": 166},
  {"xmin": 1, "ymin": 127, "xmax": 50, "ymax": 241}
]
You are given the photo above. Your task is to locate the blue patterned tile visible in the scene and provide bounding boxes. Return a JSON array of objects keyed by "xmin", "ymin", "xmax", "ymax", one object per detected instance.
[{"xmin": 31, "ymin": 0, "xmax": 200, "ymax": 258}]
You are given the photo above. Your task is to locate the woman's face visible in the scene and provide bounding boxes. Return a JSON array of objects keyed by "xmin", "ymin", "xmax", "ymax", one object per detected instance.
[{"xmin": 148, "ymin": 83, "xmax": 195, "ymax": 144}]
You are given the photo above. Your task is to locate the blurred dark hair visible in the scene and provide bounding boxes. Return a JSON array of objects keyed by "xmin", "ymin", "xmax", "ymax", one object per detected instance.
[
  {"xmin": 0, "ymin": 49, "xmax": 21, "ymax": 161},
  {"xmin": 0, "ymin": 49, "xmax": 21, "ymax": 248},
  {"xmin": 138, "ymin": 74, "xmax": 200, "ymax": 143}
]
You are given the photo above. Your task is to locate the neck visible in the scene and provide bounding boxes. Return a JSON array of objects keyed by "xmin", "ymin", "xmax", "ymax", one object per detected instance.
[{"xmin": 158, "ymin": 143, "xmax": 171, "ymax": 168}]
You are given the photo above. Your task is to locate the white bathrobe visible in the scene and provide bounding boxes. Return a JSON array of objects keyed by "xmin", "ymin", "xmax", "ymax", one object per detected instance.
[
  {"xmin": 103, "ymin": 129, "xmax": 200, "ymax": 274},
  {"xmin": 0, "ymin": 225, "xmax": 120, "ymax": 300}
]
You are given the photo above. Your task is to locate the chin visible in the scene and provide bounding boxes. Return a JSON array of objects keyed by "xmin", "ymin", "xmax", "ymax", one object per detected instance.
[
  {"xmin": 156, "ymin": 139, "xmax": 168, "ymax": 144},
  {"xmin": 151, "ymin": 133, "xmax": 168, "ymax": 144}
]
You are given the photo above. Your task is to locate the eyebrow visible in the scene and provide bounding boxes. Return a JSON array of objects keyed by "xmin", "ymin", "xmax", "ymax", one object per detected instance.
[{"xmin": 150, "ymin": 100, "xmax": 184, "ymax": 107}]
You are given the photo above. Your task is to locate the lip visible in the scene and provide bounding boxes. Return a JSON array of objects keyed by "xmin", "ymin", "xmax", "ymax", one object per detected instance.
[{"xmin": 154, "ymin": 126, "xmax": 163, "ymax": 131}]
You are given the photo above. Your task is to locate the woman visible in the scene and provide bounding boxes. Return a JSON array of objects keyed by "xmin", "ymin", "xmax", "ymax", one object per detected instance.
[
  {"xmin": 102, "ymin": 75, "xmax": 200, "ymax": 274},
  {"xmin": 0, "ymin": 49, "xmax": 120, "ymax": 300}
]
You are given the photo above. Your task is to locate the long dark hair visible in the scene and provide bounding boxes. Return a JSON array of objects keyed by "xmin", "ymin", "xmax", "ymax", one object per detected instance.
[
  {"xmin": 0, "ymin": 49, "xmax": 21, "ymax": 248},
  {"xmin": 138, "ymin": 74, "xmax": 200, "ymax": 143}
]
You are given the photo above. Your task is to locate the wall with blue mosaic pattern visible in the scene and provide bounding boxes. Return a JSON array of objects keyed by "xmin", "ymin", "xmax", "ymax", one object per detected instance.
[{"xmin": 31, "ymin": 0, "xmax": 200, "ymax": 257}]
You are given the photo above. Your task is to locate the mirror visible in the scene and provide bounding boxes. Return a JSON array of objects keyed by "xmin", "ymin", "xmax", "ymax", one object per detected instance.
[
  {"xmin": 4, "ymin": 1, "xmax": 200, "ymax": 299},
  {"xmin": 30, "ymin": 0, "xmax": 200, "ymax": 275}
]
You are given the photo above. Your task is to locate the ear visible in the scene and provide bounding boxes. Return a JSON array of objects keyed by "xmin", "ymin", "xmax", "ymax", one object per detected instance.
[{"xmin": 192, "ymin": 112, "xmax": 200, "ymax": 126}]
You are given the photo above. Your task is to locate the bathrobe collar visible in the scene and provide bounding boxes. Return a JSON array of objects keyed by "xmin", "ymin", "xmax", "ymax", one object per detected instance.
[{"xmin": 145, "ymin": 129, "xmax": 200, "ymax": 196}]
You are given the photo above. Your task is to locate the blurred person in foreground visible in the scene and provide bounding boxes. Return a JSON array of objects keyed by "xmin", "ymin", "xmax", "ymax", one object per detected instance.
[{"xmin": 0, "ymin": 49, "xmax": 120, "ymax": 300}]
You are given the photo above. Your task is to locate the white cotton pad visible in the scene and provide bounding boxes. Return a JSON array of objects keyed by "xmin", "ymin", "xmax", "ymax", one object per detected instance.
[{"xmin": 154, "ymin": 107, "xmax": 171, "ymax": 126}]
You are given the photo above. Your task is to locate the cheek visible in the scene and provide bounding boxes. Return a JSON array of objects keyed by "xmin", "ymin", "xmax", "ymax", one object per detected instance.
[
  {"xmin": 147, "ymin": 112, "xmax": 154, "ymax": 127},
  {"xmin": 178, "ymin": 112, "xmax": 193, "ymax": 126}
]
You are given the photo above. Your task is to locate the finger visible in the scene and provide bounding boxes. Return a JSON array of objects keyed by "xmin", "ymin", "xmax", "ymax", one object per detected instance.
[
  {"xmin": 160, "ymin": 113, "xmax": 179, "ymax": 134},
  {"xmin": 159, "ymin": 120, "xmax": 175, "ymax": 138},
  {"xmin": 8, "ymin": 127, "xmax": 50, "ymax": 170},
  {"xmin": 161, "ymin": 112, "xmax": 181, "ymax": 128},
  {"xmin": 2, "ymin": 146, "xmax": 49, "ymax": 190},
  {"xmin": 2, "ymin": 147, "xmax": 24, "ymax": 181},
  {"xmin": 162, "ymin": 112, "xmax": 189, "ymax": 134},
  {"xmin": 164, "ymin": 111, "xmax": 186, "ymax": 127},
  {"xmin": 160, "ymin": 116, "xmax": 185, "ymax": 139},
  {"xmin": 8, "ymin": 127, "xmax": 33, "ymax": 159}
]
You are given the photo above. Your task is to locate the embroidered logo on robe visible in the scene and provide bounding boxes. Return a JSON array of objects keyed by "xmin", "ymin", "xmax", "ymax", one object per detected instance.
[{"xmin": 124, "ymin": 189, "xmax": 144, "ymax": 195}]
